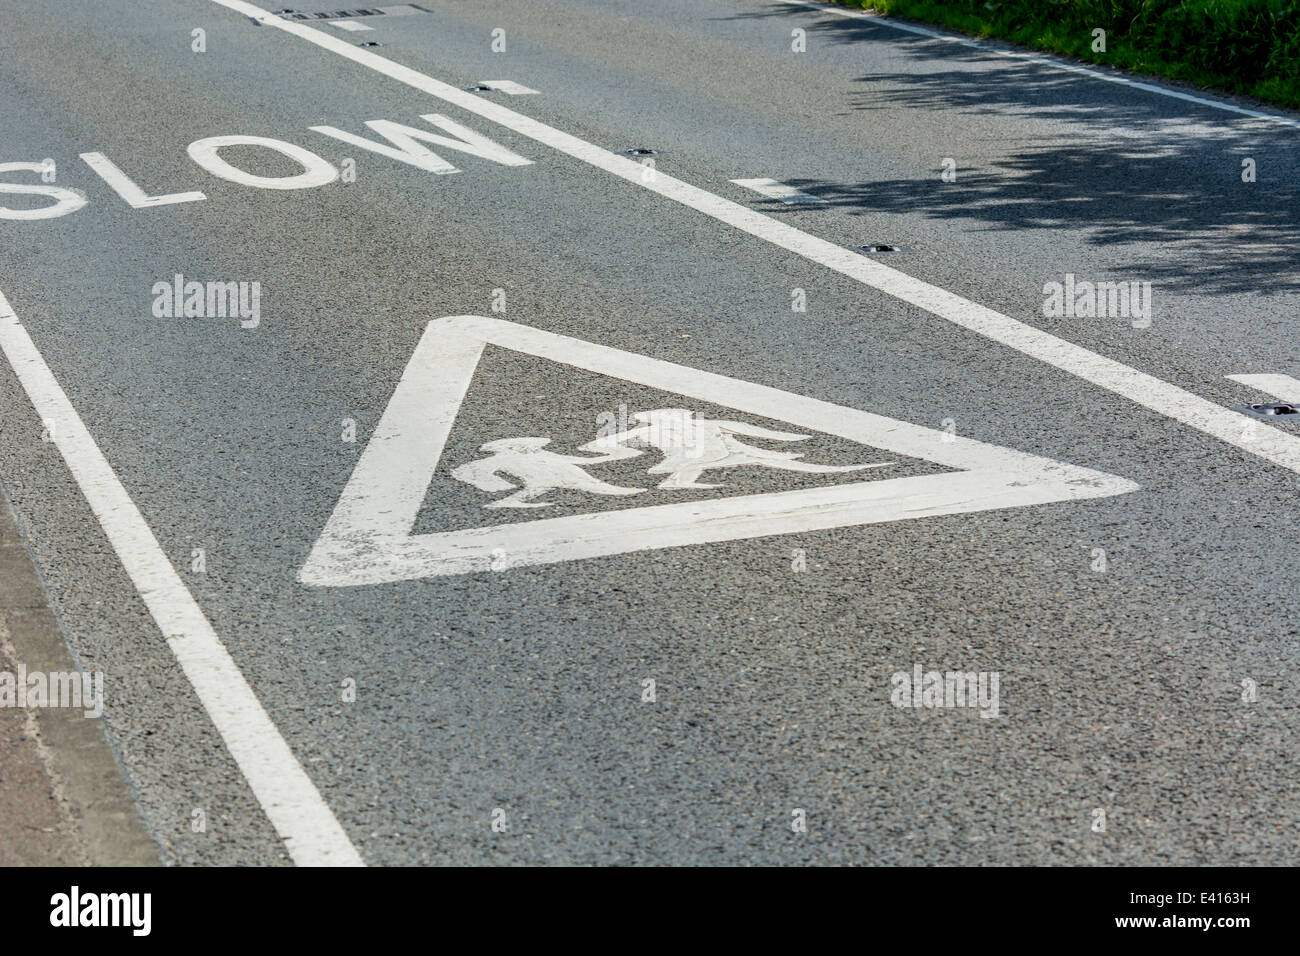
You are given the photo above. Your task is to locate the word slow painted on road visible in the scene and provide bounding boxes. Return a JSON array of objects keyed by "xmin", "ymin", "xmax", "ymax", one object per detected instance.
[{"xmin": 0, "ymin": 113, "xmax": 530, "ymax": 220}]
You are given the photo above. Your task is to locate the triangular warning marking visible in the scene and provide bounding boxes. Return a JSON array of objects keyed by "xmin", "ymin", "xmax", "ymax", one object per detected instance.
[{"xmin": 299, "ymin": 316, "xmax": 1138, "ymax": 585}]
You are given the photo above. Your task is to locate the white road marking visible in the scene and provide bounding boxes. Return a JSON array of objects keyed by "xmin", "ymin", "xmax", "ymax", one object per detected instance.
[
  {"xmin": 0, "ymin": 162, "xmax": 86, "ymax": 220},
  {"xmin": 775, "ymin": 0, "xmax": 1300, "ymax": 132},
  {"xmin": 299, "ymin": 315, "xmax": 1136, "ymax": 585},
  {"xmin": 206, "ymin": 0, "xmax": 1300, "ymax": 478},
  {"xmin": 478, "ymin": 81, "xmax": 540, "ymax": 95},
  {"xmin": 1227, "ymin": 374, "xmax": 1300, "ymax": 401},
  {"xmin": 731, "ymin": 177, "xmax": 825, "ymax": 204},
  {"xmin": 187, "ymin": 134, "xmax": 338, "ymax": 189},
  {"xmin": 0, "ymin": 287, "xmax": 363, "ymax": 867},
  {"xmin": 79, "ymin": 152, "xmax": 206, "ymax": 208},
  {"xmin": 310, "ymin": 114, "xmax": 532, "ymax": 174},
  {"xmin": 329, "ymin": 20, "xmax": 373, "ymax": 32}
]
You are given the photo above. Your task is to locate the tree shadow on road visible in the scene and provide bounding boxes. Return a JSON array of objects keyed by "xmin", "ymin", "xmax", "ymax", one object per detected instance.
[
  {"xmin": 720, "ymin": 5, "xmax": 1300, "ymax": 296},
  {"xmin": 775, "ymin": 146, "xmax": 1298, "ymax": 296}
]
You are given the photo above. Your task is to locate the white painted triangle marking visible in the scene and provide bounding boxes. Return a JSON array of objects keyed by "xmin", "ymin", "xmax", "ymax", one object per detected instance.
[{"xmin": 299, "ymin": 316, "xmax": 1138, "ymax": 585}]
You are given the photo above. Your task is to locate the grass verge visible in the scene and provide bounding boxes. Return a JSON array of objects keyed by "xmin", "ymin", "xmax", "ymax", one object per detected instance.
[{"xmin": 832, "ymin": 1, "xmax": 1300, "ymax": 110}]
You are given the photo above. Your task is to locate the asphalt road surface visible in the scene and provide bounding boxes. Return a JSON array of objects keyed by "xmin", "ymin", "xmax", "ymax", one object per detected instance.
[{"xmin": 1, "ymin": 0, "xmax": 1297, "ymax": 866}]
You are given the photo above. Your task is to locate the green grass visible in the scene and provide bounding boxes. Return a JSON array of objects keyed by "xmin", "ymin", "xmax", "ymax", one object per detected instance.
[{"xmin": 834, "ymin": 0, "xmax": 1300, "ymax": 110}]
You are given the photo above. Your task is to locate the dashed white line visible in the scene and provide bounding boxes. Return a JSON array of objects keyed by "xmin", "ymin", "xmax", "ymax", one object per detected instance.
[
  {"xmin": 0, "ymin": 287, "xmax": 363, "ymax": 868},
  {"xmin": 329, "ymin": 20, "xmax": 373, "ymax": 32},
  {"xmin": 479, "ymin": 81, "xmax": 539, "ymax": 95},
  {"xmin": 731, "ymin": 177, "xmax": 826, "ymax": 204},
  {"xmin": 208, "ymin": 0, "xmax": 1300, "ymax": 477},
  {"xmin": 774, "ymin": 0, "xmax": 1300, "ymax": 131},
  {"xmin": 1227, "ymin": 374, "xmax": 1300, "ymax": 400}
]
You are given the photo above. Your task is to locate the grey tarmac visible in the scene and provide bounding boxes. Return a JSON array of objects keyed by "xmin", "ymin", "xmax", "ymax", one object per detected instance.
[{"xmin": 0, "ymin": 0, "xmax": 1296, "ymax": 865}]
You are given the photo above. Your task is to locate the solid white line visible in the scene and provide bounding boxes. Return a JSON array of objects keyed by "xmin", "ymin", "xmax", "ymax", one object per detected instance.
[
  {"xmin": 731, "ymin": 177, "xmax": 826, "ymax": 204},
  {"xmin": 207, "ymin": 0, "xmax": 1300, "ymax": 477},
  {"xmin": 774, "ymin": 0, "xmax": 1300, "ymax": 131},
  {"xmin": 1227, "ymin": 374, "xmax": 1300, "ymax": 400},
  {"xmin": 0, "ymin": 287, "xmax": 363, "ymax": 868}
]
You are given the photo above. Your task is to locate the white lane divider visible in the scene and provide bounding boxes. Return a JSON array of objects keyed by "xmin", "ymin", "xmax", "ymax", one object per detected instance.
[
  {"xmin": 479, "ymin": 81, "xmax": 539, "ymax": 95},
  {"xmin": 774, "ymin": 0, "xmax": 1300, "ymax": 132},
  {"xmin": 1227, "ymin": 374, "xmax": 1300, "ymax": 400},
  {"xmin": 731, "ymin": 177, "xmax": 826, "ymax": 204},
  {"xmin": 208, "ymin": 0, "xmax": 1300, "ymax": 478},
  {"xmin": 0, "ymin": 287, "xmax": 363, "ymax": 868},
  {"xmin": 329, "ymin": 20, "xmax": 373, "ymax": 32}
]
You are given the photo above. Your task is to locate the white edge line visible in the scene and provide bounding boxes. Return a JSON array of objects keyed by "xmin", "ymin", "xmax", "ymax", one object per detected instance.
[
  {"xmin": 0, "ymin": 288, "xmax": 363, "ymax": 867},
  {"xmin": 207, "ymin": 0, "xmax": 1300, "ymax": 479},
  {"xmin": 774, "ymin": 0, "xmax": 1300, "ymax": 131}
]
